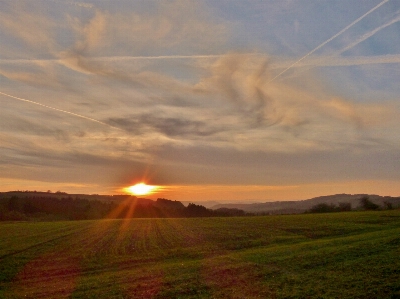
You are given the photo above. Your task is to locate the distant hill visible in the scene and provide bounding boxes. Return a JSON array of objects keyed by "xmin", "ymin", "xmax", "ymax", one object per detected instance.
[
  {"xmin": 0, "ymin": 191, "xmax": 128, "ymax": 201},
  {"xmin": 181, "ymin": 200, "xmax": 264, "ymax": 208},
  {"xmin": 210, "ymin": 194, "xmax": 400, "ymax": 214},
  {"xmin": 0, "ymin": 191, "xmax": 160, "ymax": 205},
  {"xmin": 0, "ymin": 191, "xmax": 244, "ymax": 220},
  {"xmin": 1, "ymin": 191, "xmax": 399, "ymax": 220}
]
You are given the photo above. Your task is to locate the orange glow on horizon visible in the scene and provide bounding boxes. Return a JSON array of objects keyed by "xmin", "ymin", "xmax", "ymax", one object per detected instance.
[{"xmin": 124, "ymin": 183, "xmax": 159, "ymax": 196}]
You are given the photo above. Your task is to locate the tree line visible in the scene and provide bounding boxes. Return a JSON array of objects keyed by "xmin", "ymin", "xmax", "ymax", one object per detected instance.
[
  {"xmin": 306, "ymin": 196, "xmax": 394, "ymax": 214},
  {"xmin": 0, "ymin": 195, "xmax": 246, "ymax": 221}
]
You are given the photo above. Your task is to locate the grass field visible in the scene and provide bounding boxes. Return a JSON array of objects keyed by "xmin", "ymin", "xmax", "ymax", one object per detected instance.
[{"xmin": 1, "ymin": 210, "xmax": 399, "ymax": 298}]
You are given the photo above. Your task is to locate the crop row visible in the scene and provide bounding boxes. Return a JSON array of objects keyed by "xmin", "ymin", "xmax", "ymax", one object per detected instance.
[{"xmin": 1, "ymin": 210, "xmax": 399, "ymax": 298}]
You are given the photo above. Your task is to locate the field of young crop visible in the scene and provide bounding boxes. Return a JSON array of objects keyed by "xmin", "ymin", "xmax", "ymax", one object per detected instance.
[{"xmin": 1, "ymin": 210, "xmax": 399, "ymax": 298}]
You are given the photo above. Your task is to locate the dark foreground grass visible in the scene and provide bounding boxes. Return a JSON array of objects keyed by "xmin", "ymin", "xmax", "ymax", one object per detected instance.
[{"xmin": 0, "ymin": 210, "xmax": 399, "ymax": 298}]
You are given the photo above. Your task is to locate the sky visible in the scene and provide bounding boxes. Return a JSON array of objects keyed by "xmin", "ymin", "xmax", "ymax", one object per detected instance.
[{"xmin": 1, "ymin": 0, "xmax": 400, "ymax": 202}]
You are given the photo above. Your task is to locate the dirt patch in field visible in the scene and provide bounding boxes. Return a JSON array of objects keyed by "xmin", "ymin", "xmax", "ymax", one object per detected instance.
[
  {"xmin": 201, "ymin": 257, "xmax": 275, "ymax": 298},
  {"xmin": 120, "ymin": 270, "xmax": 164, "ymax": 299},
  {"xmin": 7, "ymin": 251, "xmax": 81, "ymax": 299}
]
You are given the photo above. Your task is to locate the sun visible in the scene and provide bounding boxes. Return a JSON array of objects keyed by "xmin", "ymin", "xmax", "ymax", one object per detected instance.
[{"xmin": 124, "ymin": 183, "xmax": 158, "ymax": 196}]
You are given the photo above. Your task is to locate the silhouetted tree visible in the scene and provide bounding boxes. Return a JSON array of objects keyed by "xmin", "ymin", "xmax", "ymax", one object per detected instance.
[
  {"xmin": 338, "ymin": 202, "xmax": 352, "ymax": 212},
  {"xmin": 185, "ymin": 203, "xmax": 213, "ymax": 217},
  {"xmin": 23, "ymin": 199, "xmax": 39, "ymax": 214},
  {"xmin": 383, "ymin": 201, "xmax": 393, "ymax": 210},
  {"xmin": 8, "ymin": 196, "xmax": 22, "ymax": 212},
  {"xmin": 0, "ymin": 193, "xmax": 249, "ymax": 221},
  {"xmin": 309, "ymin": 203, "xmax": 337, "ymax": 213},
  {"xmin": 359, "ymin": 196, "xmax": 379, "ymax": 210}
]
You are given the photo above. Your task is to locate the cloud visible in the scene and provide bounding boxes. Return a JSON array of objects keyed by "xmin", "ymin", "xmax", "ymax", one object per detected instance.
[
  {"xmin": 337, "ymin": 12, "xmax": 400, "ymax": 55},
  {"xmin": 0, "ymin": 129, "xmax": 167, "ymax": 193},
  {"xmin": 0, "ymin": 60, "xmax": 62, "ymax": 89},
  {"xmin": 57, "ymin": 1, "xmax": 227, "ymax": 59},
  {"xmin": 0, "ymin": 2, "xmax": 58, "ymax": 57},
  {"xmin": 3, "ymin": 48, "xmax": 398, "ymax": 156},
  {"xmin": 195, "ymin": 53, "xmax": 395, "ymax": 134},
  {"xmin": 108, "ymin": 115, "xmax": 218, "ymax": 137},
  {"xmin": 0, "ymin": 91, "xmax": 120, "ymax": 130},
  {"xmin": 149, "ymin": 142, "xmax": 400, "ymax": 186},
  {"xmin": 279, "ymin": 54, "xmax": 400, "ymax": 68},
  {"xmin": 0, "ymin": 177, "xmax": 99, "ymax": 194},
  {"xmin": 0, "ymin": 114, "xmax": 72, "ymax": 142},
  {"xmin": 1, "ymin": 1, "xmax": 399, "ymax": 197},
  {"xmin": 53, "ymin": 51, "xmax": 400, "ymax": 152},
  {"xmin": 193, "ymin": 54, "xmax": 273, "ymax": 127},
  {"xmin": 268, "ymin": 0, "xmax": 390, "ymax": 82},
  {"xmin": 66, "ymin": 9, "xmax": 108, "ymax": 55},
  {"xmin": 323, "ymin": 97, "xmax": 394, "ymax": 130},
  {"xmin": 50, "ymin": 0, "xmax": 94, "ymax": 9},
  {"xmin": 269, "ymin": 10, "xmax": 400, "ymax": 79}
]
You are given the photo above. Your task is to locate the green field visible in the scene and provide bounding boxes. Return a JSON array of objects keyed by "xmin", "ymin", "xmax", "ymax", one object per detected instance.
[{"xmin": 1, "ymin": 210, "xmax": 399, "ymax": 298}]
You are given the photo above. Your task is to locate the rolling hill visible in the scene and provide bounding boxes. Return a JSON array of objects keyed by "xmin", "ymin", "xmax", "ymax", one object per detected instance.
[{"xmin": 210, "ymin": 194, "xmax": 400, "ymax": 214}]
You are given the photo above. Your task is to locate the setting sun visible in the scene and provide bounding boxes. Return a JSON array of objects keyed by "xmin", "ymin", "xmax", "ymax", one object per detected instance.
[{"xmin": 124, "ymin": 183, "xmax": 158, "ymax": 196}]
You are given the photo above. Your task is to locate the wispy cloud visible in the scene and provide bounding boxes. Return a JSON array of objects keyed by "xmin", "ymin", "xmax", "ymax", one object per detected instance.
[
  {"xmin": 0, "ymin": 92, "xmax": 121, "ymax": 130},
  {"xmin": 278, "ymin": 54, "xmax": 400, "ymax": 68},
  {"xmin": 108, "ymin": 114, "xmax": 224, "ymax": 138},
  {"xmin": 50, "ymin": 0, "xmax": 94, "ymax": 9},
  {"xmin": 1, "ymin": 0, "xmax": 399, "ymax": 198},
  {"xmin": 268, "ymin": 0, "xmax": 390, "ymax": 82},
  {"xmin": 337, "ymin": 12, "xmax": 400, "ymax": 55},
  {"xmin": 271, "ymin": 10, "xmax": 400, "ymax": 78},
  {"xmin": 0, "ymin": 2, "xmax": 58, "ymax": 57}
]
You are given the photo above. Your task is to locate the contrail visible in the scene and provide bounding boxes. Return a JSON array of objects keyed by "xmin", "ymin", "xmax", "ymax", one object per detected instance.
[
  {"xmin": 0, "ymin": 53, "xmax": 264, "ymax": 66},
  {"xmin": 4, "ymin": 52, "xmax": 400, "ymax": 68},
  {"xmin": 0, "ymin": 91, "xmax": 121, "ymax": 130},
  {"xmin": 49, "ymin": 0, "xmax": 94, "ymax": 9},
  {"xmin": 273, "ymin": 13, "xmax": 400, "ymax": 77},
  {"xmin": 0, "ymin": 54, "xmax": 234, "ymax": 65},
  {"xmin": 336, "ymin": 13, "xmax": 400, "ymax": 55},
  {"xmin": 268, "ymin": 0, "xmax": 390, "ymax": 83},
  {"xmin": 97, "ymin": 54, "xmax": 224, "ymax": 61},
  {"xmin": 0, "ymin": 59, "xmax": 58, "ymax": 65},
  {"xmin": 281, "ymin": 54, "xmax": 400, "ymax": 68},
  {"xmin": 92, "ymin": 53, "xmax": 264, "ymax": 62}
]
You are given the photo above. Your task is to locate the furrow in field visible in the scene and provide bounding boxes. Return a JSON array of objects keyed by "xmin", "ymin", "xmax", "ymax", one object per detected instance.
[
  {"xmin": 0, "ymin": 224, "xmax": 91, "ymax": 259},
  {"xmin": 1, "ymin": 210, "xmax": 399, "ymax": 298}
]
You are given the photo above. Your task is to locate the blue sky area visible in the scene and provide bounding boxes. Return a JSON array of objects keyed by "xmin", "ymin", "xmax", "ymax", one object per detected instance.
[{"xmin": 1, "ymin": 0, "xmax": 399, "ymax": 201}]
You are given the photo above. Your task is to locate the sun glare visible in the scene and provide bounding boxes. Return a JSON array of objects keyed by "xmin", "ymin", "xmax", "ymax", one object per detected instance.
[{"xmin": 124, "ymin": 183, "xmax": 158, "ymax": 196}]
